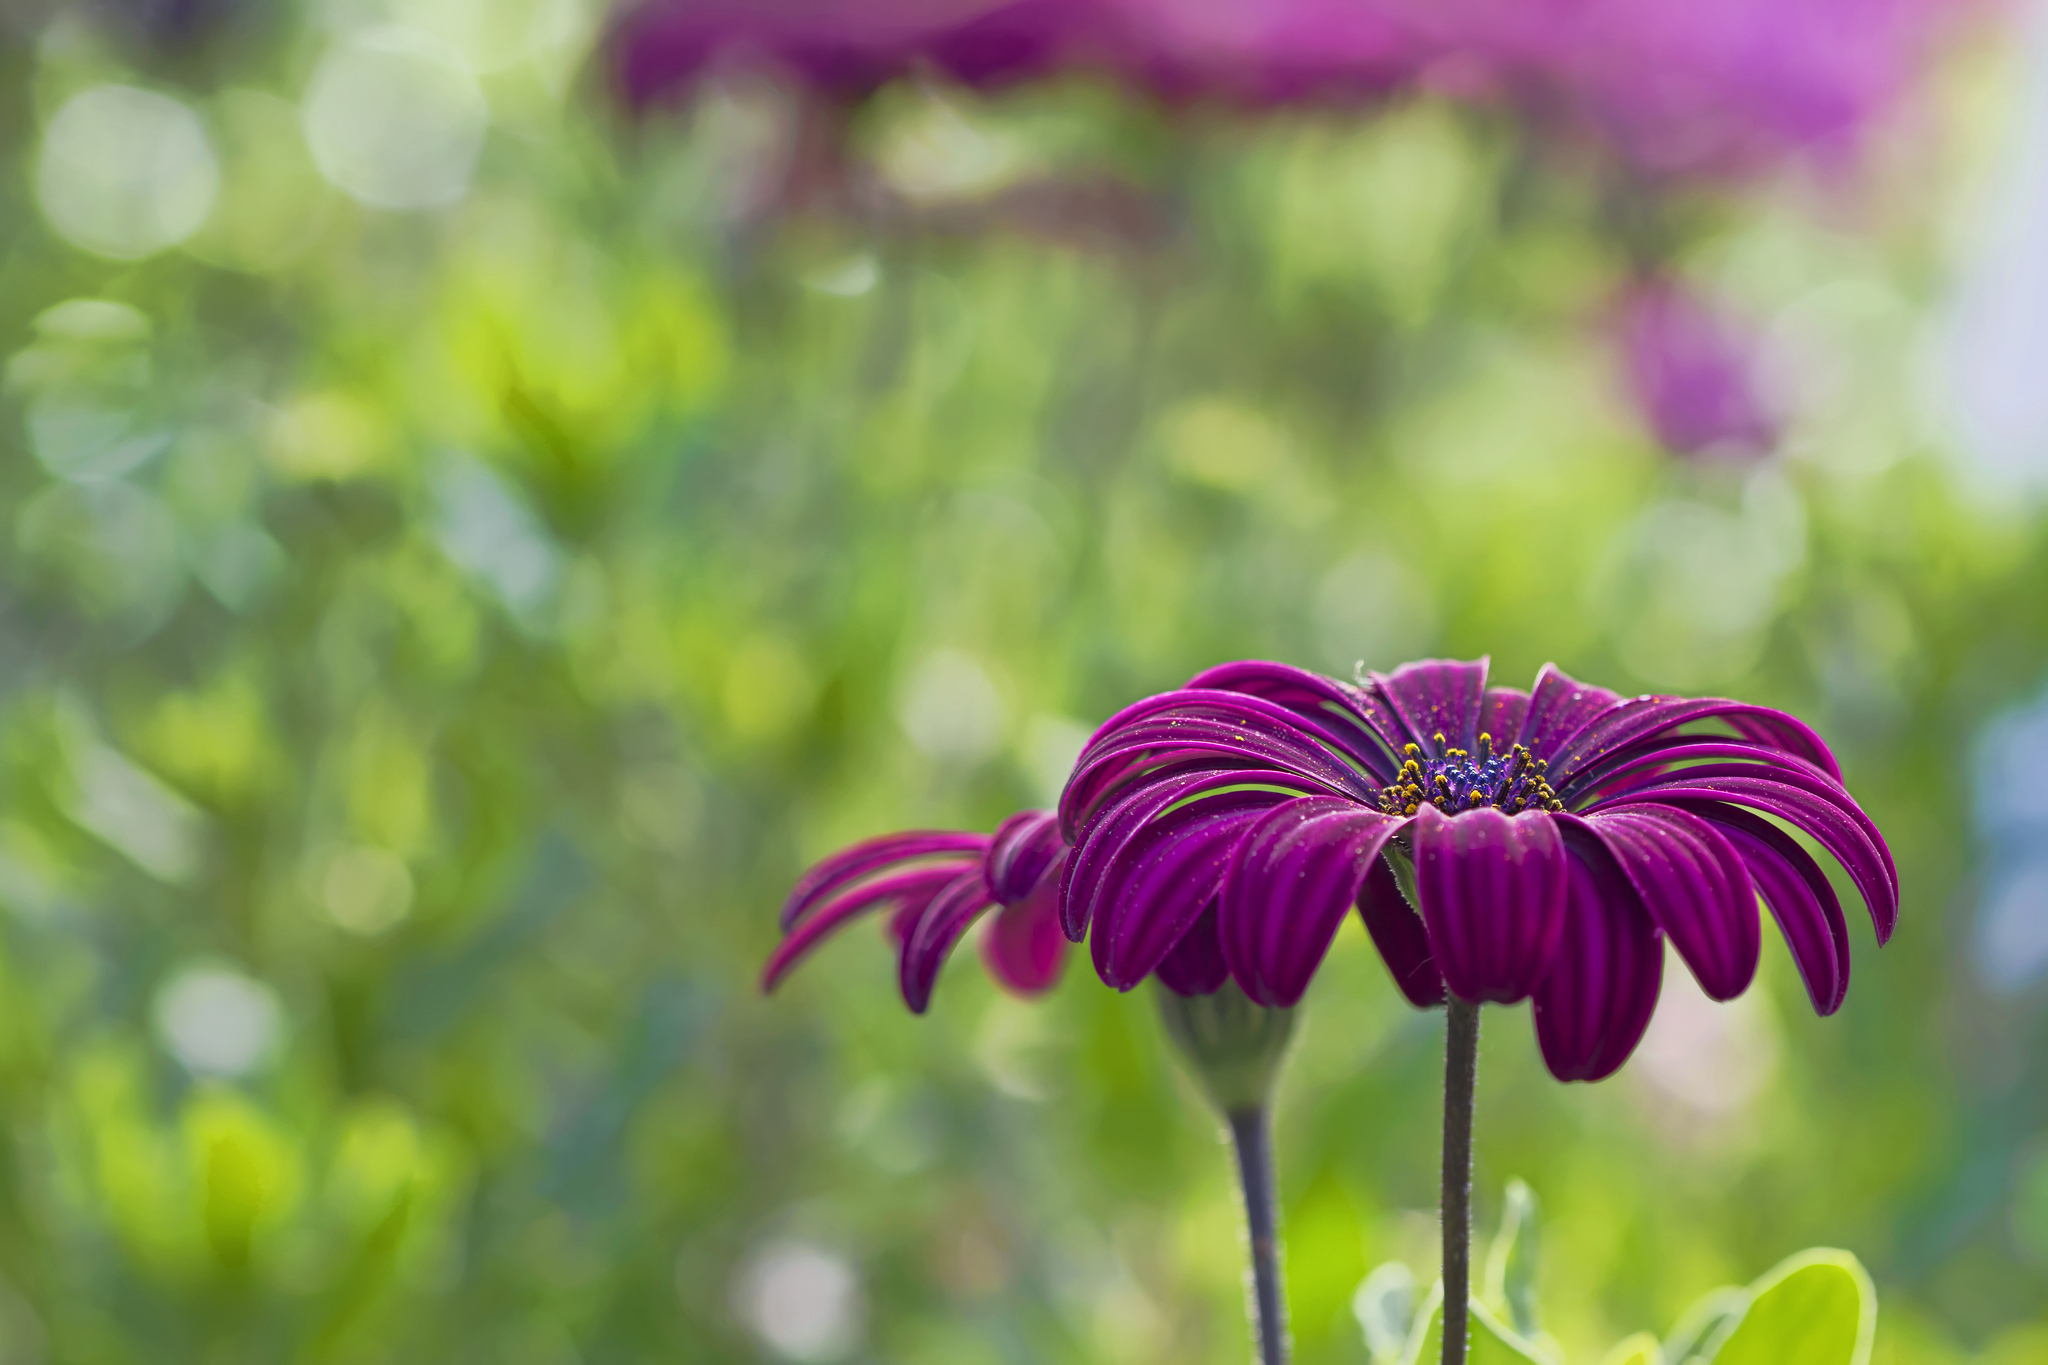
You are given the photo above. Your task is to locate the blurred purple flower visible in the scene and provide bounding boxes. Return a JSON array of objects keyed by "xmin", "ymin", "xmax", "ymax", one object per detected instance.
[
  {"xmin": 1060, "ymin": 658, "xmax": 1896, "ymax": 1080},
  {"xmin": 611, "ymin": 0, "xmax": 1968, "ymax": 172},
  {"xmin": 1398, "ymin": 0, "xmax": 1966, "ymax": 174},
  {"xmin": 610, "ymin": 0, "xmax": 1132, "ymax": 109},
  {"xmin": 1119, "ymin": 0, "xmax": 1416, "ymax": 104},
  {"xmin": 1617, "ymin": 279, "xmax": 1777, "ymax": 459},
  {"xmin": 766, "ymin": 810, "xmax": 1070, "ymax": 1010}
]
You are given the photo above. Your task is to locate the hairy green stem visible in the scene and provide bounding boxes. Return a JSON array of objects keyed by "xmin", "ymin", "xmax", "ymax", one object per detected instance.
[
  {"xmin": 1229, "ymin": 1105, "xmax": 1288, "ymax": 1365},
  {"xmin": 1442, "ymin": 997, "xmax": 1481, "ymax": 1365}
]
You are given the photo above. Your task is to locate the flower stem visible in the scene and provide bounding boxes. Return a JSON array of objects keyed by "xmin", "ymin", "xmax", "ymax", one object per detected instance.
[
  {"xmin": 1441, "ymin": 996, "xmax": 1481, "ymax": 1365},
  {"xmin": 1228, "ymin": 1104, "xmax": 1288, "ymax": 1365}
]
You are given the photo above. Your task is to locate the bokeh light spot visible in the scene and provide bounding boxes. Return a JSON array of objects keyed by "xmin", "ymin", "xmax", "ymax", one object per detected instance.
[
  {"xmin": 35, "ymin": 85, "xmax": 219, "ymax": 260},
  {"xmin": 303, "ymin": 29, "xmax": 489, "ymax": 210},
  {"xmin": 322, "ymin": 846, "xmax": 416, "ymax": 935},
  {"xmin": 731, "ymin": 1239, "xmax": 864, "ymax": 1362},
  {"xmin": 153, "ymin": 964, "xmax": 283, "ymax": 1077}
]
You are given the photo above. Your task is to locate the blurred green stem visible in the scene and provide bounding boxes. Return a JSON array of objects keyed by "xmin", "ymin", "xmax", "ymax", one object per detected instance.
[
  {"xmin": 1229, "ymin": 1105, "xmax": 1288, "ymax": 1365},
  {"xmin": 1156, "ymin": 983, "xmax": 1298, "ymax": 1365},
  {"xmin": 1442, "ymin": 997, "xmax": 1481, "ymax": 1365}
]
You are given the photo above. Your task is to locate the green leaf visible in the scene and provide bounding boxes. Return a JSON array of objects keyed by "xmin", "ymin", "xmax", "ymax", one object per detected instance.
[
  {"xmin": 1399, "ymin": 1280, "xmax": 1560, "ymax": 1365},
  {"xmin": 1709, "ymin": 1249, "xmax": 1875, "ymax": 1365},
  {"xmin": 1602, "ymin": 1331, "xmax": 1665, "ymax": 1365},
  {"xmin": 1664, "ymin": 1287, "xmax": 1748, "ymax": 1365},
  {"xmin": 1355, "ymin": 1261, "xmax": 1417, "ymax": 1364},
  {"xmin": 1485, "ymin": 1178, "xmax": 1542, "ymax": 1338}
]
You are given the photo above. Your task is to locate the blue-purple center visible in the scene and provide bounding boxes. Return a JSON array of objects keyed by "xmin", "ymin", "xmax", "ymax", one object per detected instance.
[{"xmin": 1375, "ymin": 731, "xmax": 1563, "ymax": 817}]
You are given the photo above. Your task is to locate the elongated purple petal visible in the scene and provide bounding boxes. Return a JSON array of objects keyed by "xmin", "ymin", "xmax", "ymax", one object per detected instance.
[
  {"xmin": 1188, "ymin": 659, "xmax": 1403, "ymax": 772},
  {"xmin": 1219, "ymin": 796, "xmax": 1405, "ymax": 1007},
  {"xmin": 1595, "ymin": 771, "xmax": 1895, "ymax": 943},
  {"xmin": 1576, "ymin": 805, "xmax": 1759, "ymax": 1000},
  {"xmin": 986, "ymin": 810, "xmax": 1064, "ymax": 903},
  {"xmin": 1411, "ymin": 804, "xmax": 1569, "ymax": 1004},
  {"xmin": 901, "ymin": 870, "xmax": 1000, "ymax": 1013},
  {"xmin": 1153, "ymin": 900, "xmax": 1231, "ymax": 996},
  {"xmin": 1550, "ymin": 695, "xmax": 1843, "ymax": 786},
  {"xmin": 1368, "ymin": 658, "xmax": 1491, "ymax": 753},
  {"xmin": 1562, "ymin": 737, "xmax": 1840, "ymax": 803},
  {"xmin": 1515, "ymin": 664, "xmax": 1622, "ymax": 762},
  {"xmin": 1061, "ymin": 766, "xmax": 1325, "ymax": 940},
  {"xmin": 1357, "ymin": 855, "xmax": 1445, "ymax": 1007},
  {"xmin": 978, "ymin": 872, "xmax": 1069, "ymax": 996},
  {"xmin": 1088, "ymin": 788, "xmax": 1291, "ymax": 990},
  {"xmin": 1479, "ymin": 687, "xmax": 1531, "ymax": 748},
  {"xmin": 1060, "ymin": 690, "xmax": 1382, "ymax": 837},
  {"xmin": 763, "ymin": 864, "xmax": 977, "ymax": 991},
  {"xmin": 1532, "ymin": 826, "xmax": 1664, "ymax": 1082},
  {"xmin": 1679, "ymin": 800, "xmax": 1850, "ymax": 1015},
  {"xmin": 783, "ymin": 830, "xmax": 990, "ymax": 929}
]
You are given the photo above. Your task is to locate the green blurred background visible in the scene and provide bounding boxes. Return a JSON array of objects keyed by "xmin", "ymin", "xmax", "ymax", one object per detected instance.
[{"xmin": 3, "ymin": 1, "xmax": 2048, "ymax": 1361}]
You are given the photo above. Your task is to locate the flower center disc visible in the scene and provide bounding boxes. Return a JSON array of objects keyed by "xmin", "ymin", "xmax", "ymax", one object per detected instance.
[{"xmin": 1376, "ymin": 732, "xmax": 1563, "ymax": 817}]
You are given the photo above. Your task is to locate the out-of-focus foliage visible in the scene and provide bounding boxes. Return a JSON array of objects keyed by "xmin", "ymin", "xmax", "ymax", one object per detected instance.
[
  {"xmin": 1364, "ymin": 1184, "xmax": 1878, "ymax": 1365},
  {"xmin": 0, "ymin": 1, "xmax": 2045, "ymax": 1363}
]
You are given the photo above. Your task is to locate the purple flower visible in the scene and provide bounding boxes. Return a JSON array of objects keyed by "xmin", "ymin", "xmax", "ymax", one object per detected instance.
[
  {"xmin": 1400, "ymin": 0, "xmax": 1965, "ymax": 174},
  {"xmin": 609, "ymin": 0, "xmax": 1132, "ymax": 110},
  {"xmin": 1059, "ymin": 657, "xmax": 1896, "ymax": 1080},
  {"xmin": 766, "ymin": 810, "xmax": 1070, "ymax": 1010},
  {"xmin": 1120, "ymin": 0, "xmax": 1417, "ymax": 105},
  {"xmin": 1617, "ymin": 279, "xmax": 1777, "ymax": 458}
]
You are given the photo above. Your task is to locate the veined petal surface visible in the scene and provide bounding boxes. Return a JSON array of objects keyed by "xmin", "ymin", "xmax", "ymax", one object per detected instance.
[
  {"xmin": 985, "ymin": 810, "xmax": 1064, "ymax": 904},
  {"xmin": 1533, "ymin": 826, "xmax": 1664, "ymax": 1081},
  {"xmin": 1060, "ymin": 689, "xmax": 1382, "ymax": 837},
  {"xmin": 1577, "ymin": 804, "xmax": 1759, "ymax": 1000},
  {"xmin": 1368, "ymin": 657, "xmax": 1491, "ymax": 752},
  {"xmin": 763, "ymin": 864, "xmax": 976, "ymax": 991},
  {"xmin": 1514, "ymin": 664, "xmax": 1622, "ymax": 762},
  {"xmin": 1681, "ymin": 800, "xmax": 1850, "ymax": 1014},
  {"xmin": 900, "ymin": 870, "xmax": 1001, "ymax": 1013},
  {"xmin": 1219, "ymin": 796, "xmax": 1404, "ymax": 1007},
  {"xmin": 1411, "ymin": 804, "xmax": 1569, "ymax": 1003}
]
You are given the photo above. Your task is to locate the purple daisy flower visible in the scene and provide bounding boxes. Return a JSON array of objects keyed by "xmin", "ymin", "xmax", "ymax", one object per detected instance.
[
  {"xmin": 1059, "ymin": 656, "xmax": 1896, "ymax": 1081},
  {"xmin": 765, "ymin": 810, "xmax": 1070, "ymax": 1010},
  {"xmin": 1061, "ymin": 654, "xmax": 1893, "ymax": 1365}
]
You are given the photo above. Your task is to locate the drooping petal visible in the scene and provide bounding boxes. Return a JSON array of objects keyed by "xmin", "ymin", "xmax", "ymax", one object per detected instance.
[
  {"xmin": 1153, "ymin": 900, "xmax": 1231, "ymax": 996},
  {"xmin": 978, "ymin": 872, "xmax": 1069, "ymax": 996},
  {"xmin": 1532, "ymin": 826, "xmax": 1664, "ymax": 1082},
  {"xmin": 1188, "ymin": 659, "xmax": 1403, "ymax": 772},
  {"xmin": 1680, "ymin": 800, "xmax": 1850, "ymax": 1015},
  {"xmin": 1218, "ymin": 796, "xmax": 1405, "ymax": 1007},
  {"xmin": 1357, "ymin": 855, "xmax": 1445, "ymax": 1007},
  {"xmin": 900, "ymin": 870, "xmax": 1001, "ymax": 1013},
  {"xmin": 1515, "ymin": 664, "xmax": 1622, "ymax": 762},
  {"xmin": 1367, "ymin": 658, "xmax": 1491, "ymax": 753},
  {"xmin": 1410, "ymin": 804, "xmax": 1569, "ymax": 1004},
  {"xmin": 1478, "ymin": 687, "xmax": 1531, "ymax": 749},
  {"xmin": 1060, "ymin": 690, "xmax": 1383, "ymax": 838},
  {"xmin": 1087, "ymin": 787, "xmax": 1292, "ymax": 990},
  {"xmin": 1575, "ymin": 805, "xmax": 1759, "ymax": 1000},
  {"xmin": 1549, "ymin": 695, "xmax": 1843, "ymax": 787},
  {"xmin": 782, "ymin": 830, "xmax": 990, "ymax": 929},
  {"xmin": 1061, "ymin": 765, "xmax": 1324, "ymax": 940},
  {"xmin": 1594, "ymin": 771, "xmax": 1895, "ymax": 944},
  {"xmin": 1561, "ymin": 737, "xmax": 1840, "ymax": 803},
  {"xmin": 763, "ymin": 863, "xmax": 977, "ymax": 991},
  {"xmin": 985, "ymin": 810, "xmax": 1065, "ymax": 904}
]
